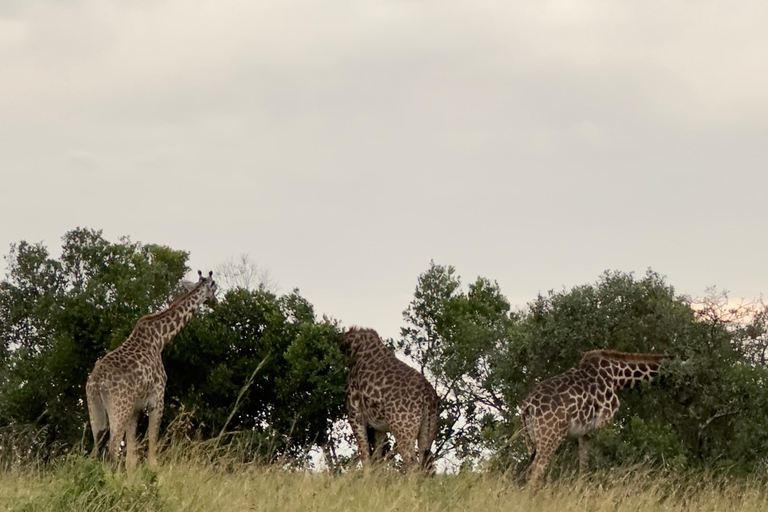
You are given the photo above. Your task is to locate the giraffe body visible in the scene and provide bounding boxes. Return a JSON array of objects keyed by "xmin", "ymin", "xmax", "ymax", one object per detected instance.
[
  {"xmin": 520, "ymin": 349, "xmax": 670, "ymax": 488},
  {"xmin": 86, "ymin": 271, "xmax": 216, "ymax": 469},
  {"xmin": 343, "ymin": 327, "xmax": 439, "ymax": 471}
]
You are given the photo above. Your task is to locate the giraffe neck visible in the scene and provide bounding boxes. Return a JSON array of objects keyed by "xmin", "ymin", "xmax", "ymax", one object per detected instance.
[
  {"xmin": 344, "ymin": 328, "xmax": 394, "ymax": 363},
  {"xmin": 579, "ymin": 349, "xmax": 670, "ymax": 391},
  {"xmin": 141, "ymin": 284, "xmax": 207, "ymax": 353},
  {"xmin": 352, "ymin": 342, "xmax": 391, "ymax": 361},
  {"xmin": 605, "ymin": 354, "xmax": 668, "ymax": 390}
]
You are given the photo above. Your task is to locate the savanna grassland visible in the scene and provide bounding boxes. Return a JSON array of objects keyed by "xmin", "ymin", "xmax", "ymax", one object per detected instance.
[{"xmin": 3, "ymin": 451, "xmax": 768, "ymax": 512}]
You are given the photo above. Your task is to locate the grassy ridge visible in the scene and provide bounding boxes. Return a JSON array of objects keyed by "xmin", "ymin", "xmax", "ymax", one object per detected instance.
[{"xmin": 3, "ymin": 456, "xmax": 768, "ymax": 512}]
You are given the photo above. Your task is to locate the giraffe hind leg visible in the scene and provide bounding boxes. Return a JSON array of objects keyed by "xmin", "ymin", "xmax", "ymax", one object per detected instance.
[
  {"xmin": 391, "ymin": 422, "xmax": 420, "ymax": 472},
  {"xmin": 527, "ymin": 442, "xmax": 559, "ymax": 491},
  {"xmin": 147, "ymin": 399, "xmax": 164, "ymax": 468},
  {"xmin": 525, "ymin": 418, "xmax": 567, "ymax": 491},
  {"xmin": 348, "ymin": 410, "xmax": 372, "ymax": 468},
  {"xmin": 107, "ymin": 409, "xmax": 130, "ymax": 470},
  {"xmin": 86, "ymin": 383, "xmax": 110, "ymax": 460}
]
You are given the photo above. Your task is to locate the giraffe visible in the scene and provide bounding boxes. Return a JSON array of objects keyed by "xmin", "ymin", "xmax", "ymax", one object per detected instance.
[
  {"xmin": 519, "ymin": 349, "xmax": 671, "ymax": 488},
  {"xmin": 343, "ymin": 327, "xmax": 440, "ymax": 472},
  {"xmin": 86, "ymin": 270, "xmax": 217, "ymax": 469}
]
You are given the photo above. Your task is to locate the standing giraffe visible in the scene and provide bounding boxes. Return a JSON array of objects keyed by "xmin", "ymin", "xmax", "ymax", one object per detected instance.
[
  {"xmin": 343, "ymin": 327, "xmax": 440, "ymax": 471},
  {"xmin": 520, "ymin": 349, "xmax": 671, "ymax": 488},
  {"xmin": 86, "ymin": 270, "xmax": 217, "ymax": 469}
]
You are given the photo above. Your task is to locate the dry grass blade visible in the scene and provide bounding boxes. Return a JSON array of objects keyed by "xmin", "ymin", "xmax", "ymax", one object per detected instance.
[{"xmin": 216, "ymin": 353, "xmax": 270, "ymax": 442}]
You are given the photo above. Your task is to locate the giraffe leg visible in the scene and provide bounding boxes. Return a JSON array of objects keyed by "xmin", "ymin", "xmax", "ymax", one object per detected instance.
[
  {"xmin": 348, "ymin": 410, "xmax": 372, "ymax": 468},
  {"xmin": 147, "ymin": 399, "xmax": 164, "ymax": 468},
  {"xmin": 526, "ymin": 418, "xmax": 567, "ymax": 491},
  {"xmin": 391, "ymin": 422, "xmax": 419, "ymax": 472},
  {"xmin": 124, "ymin": 411, "xmax": 140, "ymax": 470},
  {"xmin": 578, "ymin": 436, "xmax": 591, "ymax": 475},
  {"xmin": 107, "ymin": 409, "xmax": 129, "ymax": 470},
  {"xmin": 527, "ymin": 439, "xmax": 561, "ymax": 491},
  {"xmin": 86, "ymin": 384, "xmax": 109, "ymax": 459},
  {"xmin": 397, "ymin": 438, "xmax": 417, "ymax": 471}
]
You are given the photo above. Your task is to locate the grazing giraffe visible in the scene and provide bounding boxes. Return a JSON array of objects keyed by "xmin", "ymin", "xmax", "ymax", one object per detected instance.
[
  {"xmin": 86, "ymin": 270, "xmax": 217, "ymax": 469},
  {"xmin": 520, "ymin": 349, "xmax": 671, "ymax": 488},
  {"xmin": 343, "ymin": 327, "xmax": 440, "ymax": 471}
]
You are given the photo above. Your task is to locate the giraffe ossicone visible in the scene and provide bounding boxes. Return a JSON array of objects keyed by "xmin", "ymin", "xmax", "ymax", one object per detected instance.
[
  {"xmin": 86, "ymin": 270, "xmax": 217, "ymax": 469},
  {"xmin": 343, "ymin": 327, "xmax": 440, "ymax": 472},
  {"xmin": 519, "ymin": 349, "xmax": 672, "ymax": 489}
]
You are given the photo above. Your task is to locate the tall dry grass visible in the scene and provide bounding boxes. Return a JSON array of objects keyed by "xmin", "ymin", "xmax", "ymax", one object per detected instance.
[
  {"xmin": 3, "ymin": 441, "xmax": 768, "ymax": 512},
  {"xmin": 2, "ymin": 413, "xmax": 767, "ymax": 512}
]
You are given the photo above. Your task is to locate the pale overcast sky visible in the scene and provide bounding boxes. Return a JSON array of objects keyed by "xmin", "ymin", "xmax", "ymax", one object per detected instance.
[{"xmin": 2, "ymin": 1, "xmax": 767, "ymax": 339}]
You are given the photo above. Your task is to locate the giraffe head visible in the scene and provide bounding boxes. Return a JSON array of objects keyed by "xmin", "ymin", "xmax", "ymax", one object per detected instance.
[
  {"xmin": 183, "ymin": 270, "xmax": 218, "ymax": 305},
  {"xmin": 197, "ymin": 270, "xmax": 218, "ymax": 304},
  {"xmin": 341, "ymin": 327, "xmax": 382, "ymax": 359}
]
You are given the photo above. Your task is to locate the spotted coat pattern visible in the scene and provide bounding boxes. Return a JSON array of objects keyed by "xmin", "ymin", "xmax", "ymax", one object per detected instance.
[
  {"xmin": 344, "ymin": 327, "xmax": 439, "ymax": 471},
  {"xmin": 86, "ymin": 271, "xmax": 216, "ymax": 469},
  {"xmin": 520, "ymin": 349, "xmax": 670, "ymax": 488}
]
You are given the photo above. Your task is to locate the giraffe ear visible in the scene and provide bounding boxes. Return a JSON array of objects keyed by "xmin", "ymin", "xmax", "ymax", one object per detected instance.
[{"xmin": 181, "ymin": 280, "xmax": 197, "ymax": 291}]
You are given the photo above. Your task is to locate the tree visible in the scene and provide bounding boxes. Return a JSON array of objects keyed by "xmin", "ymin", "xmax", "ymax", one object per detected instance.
[
  {"xmin": 164, "ymin": 287, "xmax": 347, "ymax": 462},
  {"xmin": 213, "ymin": 253, "xmax": 276, "ymax": 293},
  {"xmin": 398, "ymin": 261, "xmax": 516, "ymax": 468}
]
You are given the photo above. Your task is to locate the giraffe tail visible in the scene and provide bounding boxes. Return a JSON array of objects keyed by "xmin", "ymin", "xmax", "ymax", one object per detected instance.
[
  {"xmin": 418, "ymin": 392, "xmax": 440, "ymax": 473},
  {"xmin": 86, "ymin": 379, "xmax": 110, "ymax": 458}
]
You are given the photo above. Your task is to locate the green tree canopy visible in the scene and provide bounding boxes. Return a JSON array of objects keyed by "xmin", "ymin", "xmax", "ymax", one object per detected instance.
[{"xmin": 164, "ymin": 287, "xmax": 347, "ymax": 461}]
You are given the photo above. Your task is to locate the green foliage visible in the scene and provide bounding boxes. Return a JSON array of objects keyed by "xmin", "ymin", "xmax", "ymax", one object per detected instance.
[
  {"xmin": 165, "ymin": 288, "xmax": 347, "ymax": 461},
  {"xmin": 594, "ymin": 417, "xmax": 688, "ymax": 471}
]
